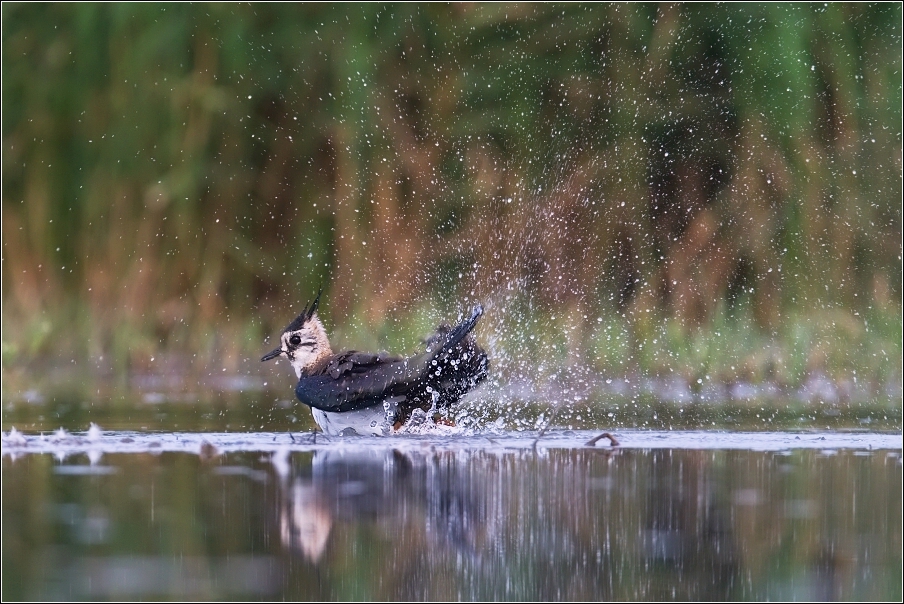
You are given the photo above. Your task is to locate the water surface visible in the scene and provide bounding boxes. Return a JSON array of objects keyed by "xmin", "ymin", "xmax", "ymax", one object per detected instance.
[{"xmin": 3, "ymin": 428, "xmax": 901, "ymax": 601}]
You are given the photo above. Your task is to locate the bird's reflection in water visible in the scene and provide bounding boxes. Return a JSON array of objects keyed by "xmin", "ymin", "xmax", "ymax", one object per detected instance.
[
  {"xmin": 275, "ymin": 447, "xmax": 489, "ymax": 564},
  {"xmin": 279, "ymin": 478, "xmax": 332, "ymax": 562}
]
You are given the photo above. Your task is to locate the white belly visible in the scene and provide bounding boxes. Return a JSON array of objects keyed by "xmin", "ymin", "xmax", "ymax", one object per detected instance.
[{"xmin": 310, "ymin": 405, "xmax": 395, "ymax": 436}]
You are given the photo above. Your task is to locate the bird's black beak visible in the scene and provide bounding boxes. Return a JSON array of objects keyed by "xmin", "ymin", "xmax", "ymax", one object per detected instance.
[{"xmin": 261, "ymin": 348, "xmax": 284, "ymax": 362}]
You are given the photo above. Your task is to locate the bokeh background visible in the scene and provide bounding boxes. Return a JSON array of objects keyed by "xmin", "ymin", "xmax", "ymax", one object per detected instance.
[{"xmin": 2, "ymin": 3, "xmax": 901, "ymax": 402}]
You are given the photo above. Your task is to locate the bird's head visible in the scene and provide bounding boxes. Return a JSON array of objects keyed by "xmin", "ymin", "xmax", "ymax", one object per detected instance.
[{"xmin": 261, "ymin": 290, "xmax": 332, "ymax": 377}]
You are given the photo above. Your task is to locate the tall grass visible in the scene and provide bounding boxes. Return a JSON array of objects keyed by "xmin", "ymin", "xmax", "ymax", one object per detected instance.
[{"xmin": 2, "ymin": 3, "xmax": 901, "ymax": 393}]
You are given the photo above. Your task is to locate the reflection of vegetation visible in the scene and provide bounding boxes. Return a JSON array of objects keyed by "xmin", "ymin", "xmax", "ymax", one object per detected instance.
[
  {"xmin": 1, "ymin": 386, "xmax": 900, "ymax": 434},
  {"xmin": 2, "ymin": 449, "xmax": 902, "ymax": 600},
  {"xmin": 2, "ymin": 4, "xmax": 901, "ymax": 392}
]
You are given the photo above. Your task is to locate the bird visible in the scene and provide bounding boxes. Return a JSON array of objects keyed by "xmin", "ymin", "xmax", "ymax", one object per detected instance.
[{"xmin": 262, "ymin": 291, "xmax": 489, "ymax": 436}]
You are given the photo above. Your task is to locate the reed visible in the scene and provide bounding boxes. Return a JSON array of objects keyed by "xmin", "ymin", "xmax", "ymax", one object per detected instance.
[{"xmin": 2, "ymin": 3, "xmax": 901, "ymax": 393}]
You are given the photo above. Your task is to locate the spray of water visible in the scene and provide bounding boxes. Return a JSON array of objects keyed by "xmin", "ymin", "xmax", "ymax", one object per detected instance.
[{"xmin": 441, "ymin": 161, "xmax": 615, "ymax": 432}]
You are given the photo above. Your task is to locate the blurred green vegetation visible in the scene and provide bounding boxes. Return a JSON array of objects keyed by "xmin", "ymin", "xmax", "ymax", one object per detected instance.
[{"xmin": 2, "ymin": 3, "xmax": 901, "ymax": 394}]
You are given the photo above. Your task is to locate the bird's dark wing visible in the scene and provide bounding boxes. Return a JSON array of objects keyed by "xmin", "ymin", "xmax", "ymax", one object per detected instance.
[
  {"xmin": 323, "ymin": 350, "xmax": 402, "ymax": 379},
  {"xmin": 296, "ymin": 357, "xmax": 421, "ymax": 412},
  {"xmin": 295, "ymin": 305, "xmax": 484, "ymax": 413}
]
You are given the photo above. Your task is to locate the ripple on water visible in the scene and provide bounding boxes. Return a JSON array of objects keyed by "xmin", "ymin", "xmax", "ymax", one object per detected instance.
[{"xmin": 2, "ymin": 427, "xmax": 901, "ymax": 459}]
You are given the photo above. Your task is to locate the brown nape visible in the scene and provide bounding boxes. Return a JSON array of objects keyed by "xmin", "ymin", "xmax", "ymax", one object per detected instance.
[{"xmin": 307, "ymin": 354, "xmax": 332, "ymax": 376}]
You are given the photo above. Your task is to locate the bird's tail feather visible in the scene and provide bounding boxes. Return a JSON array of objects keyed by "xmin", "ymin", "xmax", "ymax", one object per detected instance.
[{"xmin": 425, "ymin": 304, "xmax": 483, "ymax": 357}]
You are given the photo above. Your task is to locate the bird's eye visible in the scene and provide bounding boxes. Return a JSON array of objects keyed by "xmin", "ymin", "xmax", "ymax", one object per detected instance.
[{"xmin": 289, "ymin": 334, "xmax": 301, "ymax": 346}]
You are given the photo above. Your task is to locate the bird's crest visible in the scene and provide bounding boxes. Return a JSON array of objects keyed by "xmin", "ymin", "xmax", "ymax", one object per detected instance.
[{"xmin": 284, "ymin": 288, "xmax": 322, "ymax": 333}]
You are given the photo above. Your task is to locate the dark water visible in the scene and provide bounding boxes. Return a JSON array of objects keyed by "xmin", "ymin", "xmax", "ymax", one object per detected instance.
[{"xmin": 2, "ymin": 429, "xmax": 901, "ymax": 601}]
